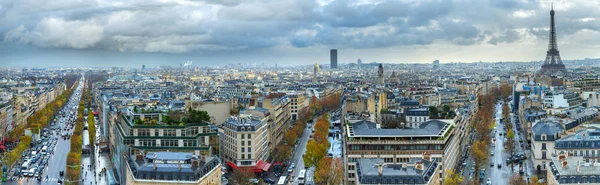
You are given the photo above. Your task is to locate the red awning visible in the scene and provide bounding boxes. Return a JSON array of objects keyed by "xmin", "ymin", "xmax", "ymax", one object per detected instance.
[
  {"xmin": 227, "ymin": 161, "xmax": 239, "ymax": 170},
  {"xmin": 255, "ymin": 160, "xmax": 271, "ymax": 172},
  {"xmin": 0, "ymin": 145, "xmax": 5, "ymax": 150},
  {"xmin": 93, "ymin": 111, "xmax": 99, "ymax": 115}
]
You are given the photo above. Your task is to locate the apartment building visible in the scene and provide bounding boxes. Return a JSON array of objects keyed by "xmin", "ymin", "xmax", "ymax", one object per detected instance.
[
  {"xmin": 405, "ymin": 108, "xmax": 430, "ymax": 128},
  {"xmin": 288, "ymin": 93, "xmax": 309, "ymax": 121},
  {"xmin": 531, "ymin": 120, "xmax": 565, "ymax": 171},
  {"xmin": 261, "ymin": 94, "xmax": 291, "ymax": 152},
  {"xmin": 554, "ymin": 128, "xmax": 600, "ymax": 163},
  {"xmin": 547, "ymin": 155, "xmax": 600, "ymax": 184},
  {"xmin": 355, "ymin": 157, "xmax": 439, "ymax": 185},
  {"xmin": 112, "ymin": 107, "xmax": 219, "ymax": 184},
  {"xmin": 220, "ymin": 108, "xmax": 270, "ymax": 168},
  {"xmin": 344, "ymin": 119, "xmax": 452, "ymax": 184},
  {"xmin": 125, "ymin": 152, "xmax": 222, "ymax": 185}
]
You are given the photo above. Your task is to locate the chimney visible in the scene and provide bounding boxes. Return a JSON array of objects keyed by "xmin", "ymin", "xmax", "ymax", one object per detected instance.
[
  {"xmin": 562, "ymin": 161, "xmax": 568, "ymax": 167},
  {"xmin": 559, "ymin": 154, "xmax": 566, "ymax": 161},
  {"xmin": 423, "ymin": 152, "xmax": 431, "ymax": 161},
  {"xmin": 178, "ymin": 160, "xmax": 182, "ymax": 171},
  {"xmin": 577, "ymin": 160, "xmax": 580, "ymax": 172},
  {"xmin": 377, "ymin": 163, "xmax": 384, "ymax": 175},
  {"xmin": 201, "ymin": 154, "xmax": 206, "ymax": 162},
  {"xmin": 153, "ymin": 154, "xmax": 158, "ymax": 171},
  {"xmin": 192, "ymin": 160, "xmax": 199, "ymax": 167},
  {"xmin": 415, "ymin": 161, "xmax": 424, "ymax": 171}
]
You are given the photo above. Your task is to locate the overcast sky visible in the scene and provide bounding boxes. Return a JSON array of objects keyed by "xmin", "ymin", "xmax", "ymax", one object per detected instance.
[{"xmin": 1, "ymin": 0, "xmax": 600, "ymax": 68}]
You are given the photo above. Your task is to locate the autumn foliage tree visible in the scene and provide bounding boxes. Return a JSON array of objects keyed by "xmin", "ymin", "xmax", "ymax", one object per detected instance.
[
  {"xmin": 314, "ymin": 156, "xmax": 332, "ymax": 184},
  {"xmin": 443, "ymin": 170, "xmax": 463, "ymax": 185},
  {"xmin": 509, "ymin": 173, "xmax": 527, "ymax": 185},
  {"xmin": 230, "ymin": 168, "xmax": 254, "ymax": 185}
]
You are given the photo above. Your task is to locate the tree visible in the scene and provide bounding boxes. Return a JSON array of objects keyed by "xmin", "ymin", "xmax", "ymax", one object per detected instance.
[
  {"xmin": 530, "ymin": 175, "xmax": 544, "ymax": 185},
  {"xmin": 443, "ymin": 104, "xmax": 451, "ymax": 114},
  {"xmin": 429, "ymin": 106, "xmax": 439, "ymax": 118},
  {"xmin": 303, "ymin": 140, "xmax": 327, "ymax": 168},
  {"xmin": 507, "ymin": 130, "xmax": 515, "ymax": 140},
  {"xmin": 443, "ymin": 170, "xmax": 463, "ymax": 185},
  {"xmin": 284, "ymin": 131, "xmax": 298, "ymax": 146},
  {"xmin": 471, "ymin": 140, "xmax": 488, "ymax": 171},
  {"xmin": 314, "ymin": 157, "xmax": 332, "ymax": 185},
  {"xmin": 230, "ymin": 168, "xmax": 254, "ymax": 185},
  {"xmin": 509, "ymin": 173, "xmax": 527, "ymax": 185},
  {"xmin": 329, "ymin": 157, "xmax": 344, "ymax": 185}
]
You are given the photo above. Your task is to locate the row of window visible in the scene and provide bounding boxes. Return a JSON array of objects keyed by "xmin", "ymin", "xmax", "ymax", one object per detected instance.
[
  {"xmin": 125, "ymin": 139, "xmax": 198, "ymax": 147},
  {"xmin": 130, "ymin": 127, "xmax": 208, "ymax": 137},
  {"xmin": 349, "ymin": 144, "xmax": 442, "ymax": 151}
]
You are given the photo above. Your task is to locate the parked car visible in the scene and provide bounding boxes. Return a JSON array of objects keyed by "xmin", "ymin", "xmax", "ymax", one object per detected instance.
[
  {"xmin": 288, "ymin": 166, "xmax": 294, "ymax": 173},
  {"xmin": 264, "ymin": 178, "xmax": 275, "ymax": 184}
]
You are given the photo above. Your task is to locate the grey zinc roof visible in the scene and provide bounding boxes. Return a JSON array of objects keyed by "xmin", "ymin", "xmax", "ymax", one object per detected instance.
[
  {"xmin": 532, "ymin": 120, "xmax": 564, "ymax": 136},
  {"xmin": 145, "ymin": 152, "xmax": 194, "ymax": 161},
  {"xmin": 357, "ymin": 158, "xmax": 437, "ymax": 184},
  {"xmin": 351, "ymin": 120, "xmax": 448, "ymax": 137}
]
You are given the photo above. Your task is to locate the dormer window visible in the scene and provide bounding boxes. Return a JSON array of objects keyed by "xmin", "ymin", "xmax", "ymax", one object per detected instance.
[{"xmin": 541, "ymin": 134, "xmax": 547, "ymax": 141}]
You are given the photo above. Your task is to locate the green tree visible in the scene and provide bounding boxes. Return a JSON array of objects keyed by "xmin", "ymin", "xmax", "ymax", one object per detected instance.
[
  {"xmin": 443, "ymin": 104, "xmax": 451, "ymax": 113},
  {"xmin": 429, "ymin": 106, "xmax": 439, "ymax": 118}
]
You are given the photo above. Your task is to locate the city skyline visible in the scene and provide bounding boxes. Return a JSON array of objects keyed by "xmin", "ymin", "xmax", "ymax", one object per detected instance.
[{"xmin": 2, "ymin": 0, "xmax": 600, "ymax": 67}]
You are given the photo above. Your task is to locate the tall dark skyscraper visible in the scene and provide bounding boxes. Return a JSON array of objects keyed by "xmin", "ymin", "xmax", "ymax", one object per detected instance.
[
  {"xmin": 330, "ymin": 49, "xmax": 338, "ymax": 69},
  {"xmin": 538, "ymin": 5, "xmax": 567, "ymax": 77},
  {"xmin": 142, "ymin": 65, "xmax": 145, "ymax": 70}
]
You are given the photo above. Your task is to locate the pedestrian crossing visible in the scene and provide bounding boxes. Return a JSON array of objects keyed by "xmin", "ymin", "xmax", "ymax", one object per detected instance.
[
  {"xmin": 306, "ymin": 176, "xmax": 313, "ymax": 182},
  {"xmin": 8, "ymin": 176, "xmax": 61, "ymax": 182}
]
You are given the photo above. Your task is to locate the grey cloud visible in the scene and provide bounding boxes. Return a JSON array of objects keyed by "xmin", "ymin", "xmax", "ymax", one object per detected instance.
[
  {"xmin": 488, "ymin": 29, "xmax": 521, "ymax": 45},
  {"xmin": 1, "ymin": 0, "xmax": 600, "ymax": 55},
  {"xmin": 5, "ymin": 17, "xmax": 103, "ymax": 49}
]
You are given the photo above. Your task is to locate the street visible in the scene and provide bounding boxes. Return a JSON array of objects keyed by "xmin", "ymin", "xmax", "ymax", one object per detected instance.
[
  {"xmin": 289, "ymin": 117, "xmax": 315, "ymax": 185},
  {"xmin": 461, "ymin": 102, "xmax": 535, "ymax": 185},
  {"xmin": 4, "ymin": 77, "xmax": 84, "ymax": 185}
]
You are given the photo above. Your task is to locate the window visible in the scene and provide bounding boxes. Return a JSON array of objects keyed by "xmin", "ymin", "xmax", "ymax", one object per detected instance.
[
  {"xmin": 242, "ymin": 148, "xmax": 245, "ymax": 152},
  {"xmin": 542, "ymin": 143, "xmax": 547, "ymax": 150},
  {"xmin": 241, "ymin": 141, "xmax": 245, "ymax": 146},
  {"xmin": 138, "ymin": 129, "xmax": 150, "ymax": 136},
  {"xmin": 248, "ymin": 147, "xmax": 251, "ymax": 153},
  {"xmin": 241, "ymin": 134, "xmax": 244, "ymax": 139},
  {"xmin": 542, "ymin": 151, "xmax": 547, "ymax": 159},
  {"xmin": 248, "ymin": 134, "xmax": 251, "ymax": 139},
  {"xmin": 161, "ymin": 139, "xmax": 178, "ymax": 147},
  {"xmin": 248, "ymin": 141, "xmax": 251, "ymax": 146},
  {"xmin": 248, "ymin": 154, "xmax": 251, "ymax": 159},
  {"xmin": 164, "ymin": 129, "xmax": 176, "ymax": 137}
]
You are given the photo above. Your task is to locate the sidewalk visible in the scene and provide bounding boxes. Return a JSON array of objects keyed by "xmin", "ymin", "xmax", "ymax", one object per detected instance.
[{"xmin": 80, "ymin": 116, "xmax": 113, "ymax": 185}]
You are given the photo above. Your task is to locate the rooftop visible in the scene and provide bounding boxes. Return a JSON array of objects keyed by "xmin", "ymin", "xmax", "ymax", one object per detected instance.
[
  {"xmin": 357, "ymin": 158, "xmax": 437, "ymax": 184},
  {"xmin": 549, "ymin": 156, "xmax": 600, "ymax": 177},
  {"xmin": 348, "ymin": 120, "xmax": 450, "ymax": 138}
]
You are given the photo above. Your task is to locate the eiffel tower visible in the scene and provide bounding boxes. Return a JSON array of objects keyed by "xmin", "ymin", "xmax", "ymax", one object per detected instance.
[{"xmin": 538, "ymin": 4, "xmax": 567, "ymax": 77}]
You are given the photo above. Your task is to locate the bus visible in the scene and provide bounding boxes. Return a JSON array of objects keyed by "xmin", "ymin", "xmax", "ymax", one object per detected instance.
[
  {"xmin": 277, "ymin": 176, "xmax": 287, "ymax": 185},
  {"xmin": 21, "ymin": 160, "xmax": 30, "ymax": 175},
  {"xmin": 297, "ymin": 169, "xmax": 306, "ymax": 185},
  {"xmin": 41, "ymin": 146, "xmax": 48, "ymax": 155}
]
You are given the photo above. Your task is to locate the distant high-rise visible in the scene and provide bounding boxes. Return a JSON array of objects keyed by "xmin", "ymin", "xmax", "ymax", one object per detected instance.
[
  {"xmin": 330, "ymin": 49, "xmax": 338, "ymax": 69},
  {"xmin": 357, "ymin": 59, "xmax": 362, "ymax": 67},
  {"xmin": 142, "ymin": 65, "xmax": 145, "ymax": 70},
  {"xmin": 432, "ymin": 60, "xmax": 439, "ymax": 70},
  {"xmin": 538, "ymin": 5, "xmax": 567, "ymax": 77}
]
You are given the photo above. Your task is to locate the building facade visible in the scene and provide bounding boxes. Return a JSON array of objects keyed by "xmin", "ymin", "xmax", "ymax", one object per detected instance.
[
  {"xmin": 344, "ymin": 120, "xmax": 452, "ymax": 184},
  {"xmin": 220, "ymin": 109, "xmax": 270, "ymax": 167}
]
